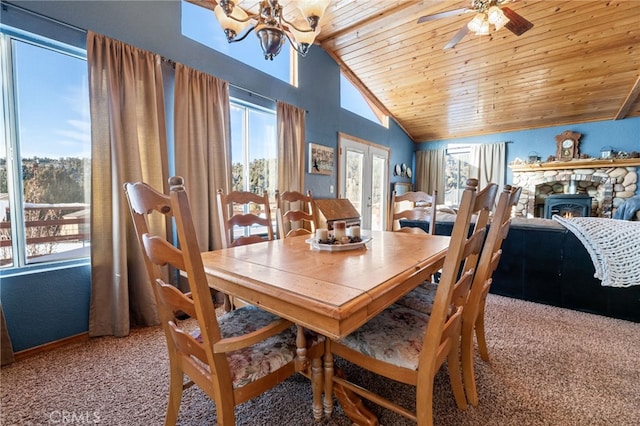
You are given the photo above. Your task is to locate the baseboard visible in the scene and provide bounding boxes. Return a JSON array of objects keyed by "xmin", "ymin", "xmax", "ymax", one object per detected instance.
[{"xmin": 14, "ymin": 333, "xmax": 89, "ymax": 362}]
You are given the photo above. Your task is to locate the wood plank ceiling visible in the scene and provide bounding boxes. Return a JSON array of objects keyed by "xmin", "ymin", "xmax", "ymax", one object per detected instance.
[{"xmin": 191, "ymin": 1, "xmax": 640, "ymax": 143}]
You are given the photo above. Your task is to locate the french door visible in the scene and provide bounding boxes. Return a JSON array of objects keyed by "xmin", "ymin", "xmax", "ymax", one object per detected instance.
[{"xmin": 338, "ymin": 133, "xmax": 389, "ymax": 231}]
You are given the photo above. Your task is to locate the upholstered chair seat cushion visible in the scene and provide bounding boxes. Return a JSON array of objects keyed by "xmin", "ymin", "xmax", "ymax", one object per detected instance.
[
  {"xmin": 337, "ymin": 304, "xmax": 431, "ymax": 370},
  {"xmin": 192, "ymin": 305, "xmax": 324, "ymax": 389},
  {"xmin": 394, "ymin": 282, "xmax": 438, "ymax": 314}
]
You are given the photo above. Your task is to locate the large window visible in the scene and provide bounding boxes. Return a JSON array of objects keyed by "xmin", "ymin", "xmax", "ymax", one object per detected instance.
[
  {"xmin": 444, "ymin": 145, "xmax": 470, "ymax": 207},
  {"xmin": 1, "ymin": 32, "xmax": 91, "ymax": 269},
  {"xmin": 340, "ymin": 71, "xmax": 388, "ymax": 127},
  {"xmin": 181, "ymin": 0, "xmax": 294, "ymax": 85}
]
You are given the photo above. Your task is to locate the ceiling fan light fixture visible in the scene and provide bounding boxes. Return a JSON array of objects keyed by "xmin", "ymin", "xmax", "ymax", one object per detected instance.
[
  {"xmin": 467, "ymin": 13, "xmax": 486, "ymax": 33},
  {"xmin": 477, "ymin": 19, "xmax": 491, "ymax": 35},
  {"xmin": 487, "ymin": 6, "xmax": 509, "ymax": 30}
]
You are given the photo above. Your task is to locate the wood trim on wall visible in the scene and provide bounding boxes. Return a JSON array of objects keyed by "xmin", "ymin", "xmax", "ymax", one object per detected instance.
[{"xmin": 13, "ymin": 333, "xmax": 89, "ymax": 362}]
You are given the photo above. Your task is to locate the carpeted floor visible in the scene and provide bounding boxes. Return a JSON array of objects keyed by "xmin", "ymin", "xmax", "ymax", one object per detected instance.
[{"xmin": 1, "ymin": 294, "xmax": 639, "ymax": 425}]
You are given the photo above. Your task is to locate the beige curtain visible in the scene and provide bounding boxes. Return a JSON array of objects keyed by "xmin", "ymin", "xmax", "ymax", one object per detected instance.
[
  {"xmin": 1, "ymin": 304, "xmax": 14, "ymax": 365},
  {"xmin": 415, "ymin": 149, "xmax": 446, "ymax": 204},
  {"xmin": 277, "ymin": 101, "xmax": 306, "ymax": 192},
  {"xmin": 469, "ymin": 142, "xmax": 506, "ymax": 189},
  {"xmin": 87, "ymin": 32, "xmax": 168, "ymax": 337},
  {"xmin": 174, "ymin": 64, "xmax": 231, "ymax": 252}
]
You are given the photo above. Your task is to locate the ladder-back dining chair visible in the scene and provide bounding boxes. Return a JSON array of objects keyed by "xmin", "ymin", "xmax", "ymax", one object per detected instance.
[
  {"xmin": 124, "ymin": 177, "xmax": 324, "ymax": 425},
  {"xmin": 275, "ymin": 189, "xmax": 318, "ymax": 239},
  {"xmin": 459, "ymin": 184, "xmax": 521, "ymax": 406},
  {"xmin": 216, "ymin": 189, "xmax": 274, "ymax": 249},
  {"xmin": 396, "ymin": 183, "xmax": 514, "ymax": 407},
  {"xmin": 388, "ymin": 189, "xmax": 438, "ymax": 234},
  {"xmin": 327, "ymin": 179, "xmax": 484, "ymax": 425}
]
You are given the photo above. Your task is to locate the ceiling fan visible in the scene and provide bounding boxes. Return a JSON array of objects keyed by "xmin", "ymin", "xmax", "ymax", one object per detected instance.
[{"xmin": 417, "ymin": 0, "xmax": 533, "ymax": 50}]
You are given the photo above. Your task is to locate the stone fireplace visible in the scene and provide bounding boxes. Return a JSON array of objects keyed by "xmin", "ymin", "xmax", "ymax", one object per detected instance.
[{"xmin": 509, "ymin": 158, "xmax": 639, "ymax": 218}]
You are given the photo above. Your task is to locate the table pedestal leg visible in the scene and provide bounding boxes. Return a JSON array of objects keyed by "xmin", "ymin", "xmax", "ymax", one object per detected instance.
[{"xmin": 333, "ymin": 368, "xmax": 378, "ymax": 426}]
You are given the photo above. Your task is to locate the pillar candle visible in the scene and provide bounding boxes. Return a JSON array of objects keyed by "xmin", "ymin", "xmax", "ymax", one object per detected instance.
[
  {"xmin": 333, "ymin": 221, "xmax": 346, "ymax": 239},
  {"xmin": 347, "ymin": 226, "xmax": 361, "ymax": 238},
  {"xmin": 316, "ymin": 228, "xmax": 328, "ymax": 241}
]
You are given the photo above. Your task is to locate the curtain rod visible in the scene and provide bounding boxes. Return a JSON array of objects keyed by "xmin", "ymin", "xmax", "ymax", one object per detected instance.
[
  {"xmin": 160, "ymin": 56, "xmax": 308, "ymax": 113},
  {"xmin": 2, "ymin": 2, "xmax": 87, "ymax": 34}
]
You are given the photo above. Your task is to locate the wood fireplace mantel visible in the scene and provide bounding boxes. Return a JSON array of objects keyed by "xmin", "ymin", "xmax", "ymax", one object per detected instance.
[{"xmin": 509, "ymin": 157, "xmax": 640, "ymax": 172}]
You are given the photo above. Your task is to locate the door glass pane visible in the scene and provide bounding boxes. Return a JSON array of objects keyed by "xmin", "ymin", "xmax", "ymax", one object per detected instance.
[
  {"xmin": 14, "ymin": 40, "xmax": 91, "ymax": 264},
  {"xmin": 371, "ymin": 155, "xmax": 386, "ymax": 231},
  {"xmin": 345, "ymin": 149, "xmax": 364, "ymax": 214}
]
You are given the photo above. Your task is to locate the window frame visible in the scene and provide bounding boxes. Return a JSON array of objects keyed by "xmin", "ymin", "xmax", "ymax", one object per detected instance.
[{"xmin": 0, "ymin": 27, "xmax": 90, "ymax": 272}]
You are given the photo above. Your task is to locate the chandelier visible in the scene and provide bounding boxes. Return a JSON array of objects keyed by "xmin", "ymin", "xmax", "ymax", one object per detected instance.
[
  {"xmin": 466, "ymin": 0, "xmax": 510, "ymax": 35},
  {"xmin": 212, "ymin": 0, "xmax": 331, "ymax": 60}
]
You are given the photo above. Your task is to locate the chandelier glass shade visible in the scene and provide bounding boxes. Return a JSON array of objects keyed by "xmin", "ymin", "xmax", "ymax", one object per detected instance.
[{"xmin": 213, "ymin": 0, "xmax": 330, "ymax": 60}]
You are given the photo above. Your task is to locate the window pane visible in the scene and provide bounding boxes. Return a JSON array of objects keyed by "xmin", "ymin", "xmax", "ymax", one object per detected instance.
[
  {"xmin": 181, "ymin": 0, "xmax": 292, "ymax": 84},
  {"xmin": 445, "ymin": 151, "xmax": 470, "ymax": 207},
  {"xmin": 13, "ymin": 40, "xmax": 91, "ymax": 264},
  {"xmin": 247, "ymin": 108, "xmax": 277, "ymax": 197},
  {"xmin": 0, "ymin": 142, "xmax": 12, "ymax": 267},
  {"xmin": 340, "ymin": 72, "xmax": 383, "ymax": 125},
  {"xmin": 229, "ymin": 101, "xmax": 277, "ymax": 238}
]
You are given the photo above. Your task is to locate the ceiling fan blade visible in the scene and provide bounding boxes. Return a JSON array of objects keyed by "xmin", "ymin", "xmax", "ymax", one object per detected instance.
[
  {"xmin": 444, "ymin": 25, "xmax": 470, "ymax": 50},
  {"xmin": 502, "ymin": 7, "xmax": 534, "ymax": 36},
  {"xmin": 417, "ymin": 8, "xmax": 470, "ymax": 24}
]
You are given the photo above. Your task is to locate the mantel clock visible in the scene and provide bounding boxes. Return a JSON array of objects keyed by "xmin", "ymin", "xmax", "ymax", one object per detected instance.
[{"xmin": 555, "ymin": 130, "xmax": 581, "ymax": 160}]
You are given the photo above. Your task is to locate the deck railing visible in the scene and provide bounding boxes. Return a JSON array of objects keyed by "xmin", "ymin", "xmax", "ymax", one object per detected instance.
[{"xmin": 0, "ymin": 205, "xmax": 89, "ymax": 262}]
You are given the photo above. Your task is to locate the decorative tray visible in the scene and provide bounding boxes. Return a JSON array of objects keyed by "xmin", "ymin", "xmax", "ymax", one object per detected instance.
[{"xmin": 305, "ymin": 236, "xmax": 372, "ymax": 252}]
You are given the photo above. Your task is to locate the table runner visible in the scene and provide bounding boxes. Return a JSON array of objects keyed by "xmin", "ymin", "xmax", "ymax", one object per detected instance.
[{"xmin": 553, "ymin": 215, "xmax": 640, "ymax": 287}]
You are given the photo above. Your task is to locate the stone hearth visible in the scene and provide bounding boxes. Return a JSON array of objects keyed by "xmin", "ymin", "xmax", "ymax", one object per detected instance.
[{"xmin": 509, "ymin": 158, "xmax": 639, "ymax": 218}]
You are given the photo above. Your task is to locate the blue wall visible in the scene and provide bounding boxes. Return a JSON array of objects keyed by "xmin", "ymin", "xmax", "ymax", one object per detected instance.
[
  {"xmin": 0, "ymin": 262, "xmax": 91, "ymax": 351},
  {"xmin": 415, "ymin": 117, "xmax": 640, "ymax": 185}
]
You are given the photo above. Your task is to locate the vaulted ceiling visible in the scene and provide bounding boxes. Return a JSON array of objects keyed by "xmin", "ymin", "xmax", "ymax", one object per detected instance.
[{"xmin": 191, "ymin": 1, "xmax": 640, "ymax": 143}]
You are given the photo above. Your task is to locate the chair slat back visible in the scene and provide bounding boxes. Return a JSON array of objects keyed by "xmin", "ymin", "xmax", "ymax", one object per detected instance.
[
  {"xmin": 467, "ymin": 185, "xmax": 522, "ymax": 318},
  {"xmin": 388, "ymin": 190, "xmax": 437, "ymax": 234},
  {"xmin": 275, "ymin": 190, "xmax": 317, "ymax": 238},
  {"xmin": 216, "ymin": 189, "xmax": 274, "ymax": 248},
  {"xmin": 124, "ymin": 178, "xmax": 227, "ymax": 394},
  {"xmin": 462, "ymin": 182, "xmax": 499, "ymax": 274},
  {"xmin": 418, "ymin": 179, "xmax": 478, "ymax": 379}
]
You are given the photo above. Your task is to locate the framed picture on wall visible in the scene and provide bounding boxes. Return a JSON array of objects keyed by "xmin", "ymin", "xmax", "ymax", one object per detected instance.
[{"xmin": 308, "ymin": 143, "xmax": 334, "ymax": 175}]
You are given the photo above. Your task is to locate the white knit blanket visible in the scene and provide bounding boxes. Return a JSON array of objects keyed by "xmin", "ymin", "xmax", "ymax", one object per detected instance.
[{"xmin": 553, "ymin": 216, "xmax": 640, "ymax": 287}]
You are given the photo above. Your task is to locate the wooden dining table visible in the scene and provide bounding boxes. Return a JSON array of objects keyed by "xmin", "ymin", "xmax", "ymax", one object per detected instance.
[{"xmin": 200, "ymin": 229, "xmax": 450, "ymax": 421}]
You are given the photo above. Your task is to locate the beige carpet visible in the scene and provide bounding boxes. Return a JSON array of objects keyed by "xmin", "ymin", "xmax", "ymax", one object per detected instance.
[{"xmin": 1, "ymin": 294, "xmax": 639, "ymax": 425}]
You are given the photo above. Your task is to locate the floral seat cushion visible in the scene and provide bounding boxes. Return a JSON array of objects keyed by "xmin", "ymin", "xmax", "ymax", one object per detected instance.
[
  {"xmin": 337, "ymin": 304, "xmax": 431, "ymax": 370},
  {"xmin": 191, "ymin": 305, "xmax": 324, "ymax": 389},
  {"xmin": 394, "ymin": 282, "xmax": 438, "ymax": 314}
]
